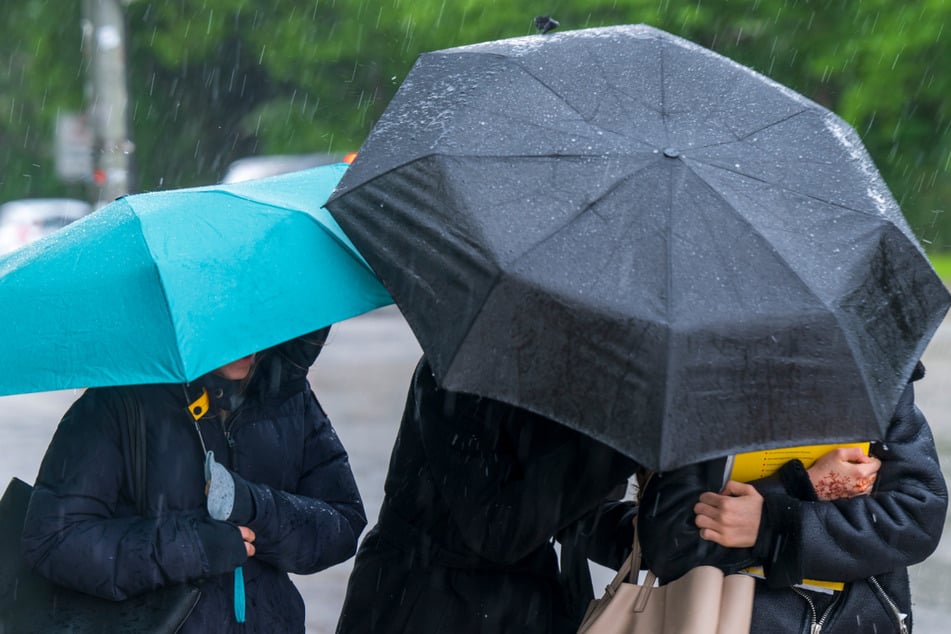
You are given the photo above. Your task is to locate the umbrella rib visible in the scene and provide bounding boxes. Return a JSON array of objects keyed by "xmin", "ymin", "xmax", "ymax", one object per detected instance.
[
  {"xmin": 201, "ymin": 190, "xmax": 377, "ymax": 272},
  {"xmin": 459, "ymin": 162, "xmax": 660, "ymax": 389},
  {"xmin": 127, "ymin": 206, "xmax": 190, "ymax": 379},
  {"xmin": 675, "ymin": 105, "xmax": 868, "ymax": 215},
  {"xmin": 681, "ymin": 163, "xmax": 838, "ymax": 307},
  {"xmin": 425, "ymin": 51, "xmax": 619, "ymax": 148},
  {"xmin": 685, "ymin": 153, "xmax": 873, "ymax": 218},
  {"xmin": 680, "ymin": 162, "xmax": 880, "ymax": 419},
  {"xmin": 210, "ymin": 189, "xmax": 302, "ymax": 213},
  {"xmin": 663, "ymin": 146, "xmax": 676, "ymax": 458},
  {"xmin": 483, "ymin": 105, "xmax": 652, "ymax": 154},
  {"xmin": 688, "ymin": 107, "xmax": 813, "ymax": 152},
  {"xmin": 509, "ymin": 59, "xmax": 662, "ymax": 149},
  {"xmin": 737, "ymin": 109, "xmax": 811, "ymax": 142},
  {"xmin": 503, "ymin": 160, "xmax": 660, "ymax": 269}
]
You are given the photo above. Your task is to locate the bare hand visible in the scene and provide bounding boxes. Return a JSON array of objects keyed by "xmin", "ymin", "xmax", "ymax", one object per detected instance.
[
  {"xmin": 239, "ymin": 526, "xmax": 256, "ymax": 557},
  {"xmin": 807, "ymin": 447, "xmax": 880, "ymax": 501},
  {"xmin": 694, "ymin": 480, "xmax": 763, "ymax": 548}
]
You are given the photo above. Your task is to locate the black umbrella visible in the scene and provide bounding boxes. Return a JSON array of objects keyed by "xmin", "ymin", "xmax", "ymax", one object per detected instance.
[{"xmin": 327, "ymin": 24, "xmax": 950, "ymax": 471}]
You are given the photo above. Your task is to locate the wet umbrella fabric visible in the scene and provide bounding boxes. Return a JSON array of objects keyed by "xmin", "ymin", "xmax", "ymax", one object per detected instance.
[
  {"xmin": 0, "ymin": 164, "xmax": 393, "ymax": 396},
  {"xmin": 327, "ymin": 25, "xmax": 950, "ymax": 471}
]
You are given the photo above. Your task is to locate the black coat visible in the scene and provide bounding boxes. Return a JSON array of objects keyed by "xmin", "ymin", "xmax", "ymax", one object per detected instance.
[
  {"xmin": 638, "ymin": 365, "xmax": 947, "ymax": 633},
  {"xmin": 336, "ymin": 358, "xmax": 636, "ymax": 634},
  {"xmin": 22, "ymin": 332, "xmax": 366, "ymax": 633}
]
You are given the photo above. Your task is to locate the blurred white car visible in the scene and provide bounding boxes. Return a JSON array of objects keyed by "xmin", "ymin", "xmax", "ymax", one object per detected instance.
[
  {"xmin": 221, "ymin": 152, "xmax": 356, "ymax": 183},
  {"xmin": 0, "ymin": 198, "xmax": 92, "ymax": 255}
]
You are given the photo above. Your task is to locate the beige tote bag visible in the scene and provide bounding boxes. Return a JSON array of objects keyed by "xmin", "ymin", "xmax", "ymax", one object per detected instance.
[{"xmin": 577, "ymin": 524, "xmax": 755, "ymax": 634}]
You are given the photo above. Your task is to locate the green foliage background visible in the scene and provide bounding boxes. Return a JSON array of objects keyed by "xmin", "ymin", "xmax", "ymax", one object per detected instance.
[{"xmin": 2, "ymin": 0, "xmax": 949, "ymax": 249}]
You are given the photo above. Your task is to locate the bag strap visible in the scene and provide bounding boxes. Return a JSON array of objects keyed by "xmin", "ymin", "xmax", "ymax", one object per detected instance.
[
  {"xmin": 629, "ymin": 519, "xmax": 659, "ymax": 612},
  {"xmin": 117, "ymin": 388, "xmax": 148, "ymax": 516},
  {"xmin": 595, "ymin": 517, "xmax": 658, "ymax": 612}
]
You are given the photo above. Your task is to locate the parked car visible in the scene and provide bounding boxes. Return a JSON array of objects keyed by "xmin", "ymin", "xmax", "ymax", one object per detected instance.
[
  {"xmin": 221, "ymin": 152, "xmax": 356, "ymax": 183},
  {"xmin": 0, "ymin": 198, "xmax": 92, "ymax": 255}
]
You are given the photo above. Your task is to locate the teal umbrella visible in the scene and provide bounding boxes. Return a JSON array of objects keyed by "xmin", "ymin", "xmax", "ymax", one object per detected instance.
[{"xmin": 0, "ymin": 164, "xmax": 393, "ymax": 396}]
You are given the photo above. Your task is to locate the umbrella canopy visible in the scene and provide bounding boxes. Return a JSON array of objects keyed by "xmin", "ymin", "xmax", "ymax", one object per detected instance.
[
  {"xmin": 0, "ymin": 164, "xmax": 393, "ymax": 396},
  {"xmin": 327, "ymin": 25, "xmax": 950, "ymax": 471}
]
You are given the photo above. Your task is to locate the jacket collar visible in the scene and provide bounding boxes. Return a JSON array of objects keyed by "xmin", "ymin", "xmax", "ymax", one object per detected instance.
[{"xmin": 183, "ymin": 372, "xmax": 244, "ymax": 421}]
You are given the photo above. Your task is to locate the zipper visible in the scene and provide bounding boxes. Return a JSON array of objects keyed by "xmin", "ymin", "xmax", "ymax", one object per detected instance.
[
  {"xmin": 869, "ymin": 576, "xmax": 909, "ymax": 634},
  {"xmin": 222, "ymin": 419, "xmax": 236, "ymax": 449},
  {"xmin": 221, "ymin": 402, "xmax": 249, "ymax": 466},
  {"xmin": 793, "ymin": 587, "xmax": 842, "ymax": 634}
]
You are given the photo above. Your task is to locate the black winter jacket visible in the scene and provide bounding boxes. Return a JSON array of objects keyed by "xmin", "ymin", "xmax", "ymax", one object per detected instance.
[
  {"xmin": 22, "ymin": 332, "xmax": 366, "ymax": 633},
  {"xmin": 336, "ymin": 357, "xmax": 636, "ymax": 634},
  {"xmin": 639, "ymin": 365, "xmax": 947, "ymax": 633}
]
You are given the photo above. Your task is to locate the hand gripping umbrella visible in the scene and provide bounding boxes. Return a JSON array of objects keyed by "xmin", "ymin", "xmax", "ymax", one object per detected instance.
[
  {"xmin": 0, "ymin": 164, "xmax": 393, "ymax": 396},
  {"xmin": 326, "ymin": 25, "xmax": 949, "ymax": 471}
]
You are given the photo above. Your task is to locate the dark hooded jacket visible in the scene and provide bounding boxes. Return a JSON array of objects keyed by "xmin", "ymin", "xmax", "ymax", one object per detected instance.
[
  {"xmin": 22, "ymin": 330, "xmax": 366, "ymax": 633},
  {"xmin": 638, "ymin": 364, "xmax": 947, "ymax": 633},
  {"xmin": 336, "ymin": 357, "xmax": 636, "ymax": 634}
]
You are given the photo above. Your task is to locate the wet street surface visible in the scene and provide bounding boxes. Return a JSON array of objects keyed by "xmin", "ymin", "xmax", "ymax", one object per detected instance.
[{"xmin": 2, "ymin": 304, "xmax": 951, "ymax": 632}]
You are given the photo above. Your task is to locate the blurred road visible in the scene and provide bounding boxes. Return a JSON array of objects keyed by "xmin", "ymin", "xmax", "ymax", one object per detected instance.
[{"xmin": 2, "ymin": 304, "xmax": 950, "ymax": 632}]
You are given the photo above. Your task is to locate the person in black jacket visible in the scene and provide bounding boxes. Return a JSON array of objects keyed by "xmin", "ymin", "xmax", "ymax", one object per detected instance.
[
  {"xmin": 638, "ymin": 362, "xmax": 947, "ymax": 633},
  {"xmin": 21, "ymin": 329, "xmax": 366, "ymax": 633},
  {"xmin": 335, "ymin": 356, "xmax": 637, "ymax": 634}
]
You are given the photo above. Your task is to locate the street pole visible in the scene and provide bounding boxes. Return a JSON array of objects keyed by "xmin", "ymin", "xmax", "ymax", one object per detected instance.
[{"xmin": 82, "ymin": 0, "xmax": 133, "ymax": 207}]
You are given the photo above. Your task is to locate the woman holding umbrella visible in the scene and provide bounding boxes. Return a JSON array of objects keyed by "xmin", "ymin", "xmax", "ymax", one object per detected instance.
[
  {"xmin": 636, "ymin": 362, "xmax": 947, "ymax": 633},
  {"xmin": 21, "ymin": 328, "xmax": 366, "ymax": 633},
  {"xmin": 335, "ymin": 356, "xmax": 637, "ymax": 634}
]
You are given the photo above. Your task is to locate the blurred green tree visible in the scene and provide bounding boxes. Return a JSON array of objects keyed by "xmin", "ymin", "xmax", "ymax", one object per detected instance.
[{"xmin": 0, "ymin": 1, "xmax": 85, "ymax": 202}]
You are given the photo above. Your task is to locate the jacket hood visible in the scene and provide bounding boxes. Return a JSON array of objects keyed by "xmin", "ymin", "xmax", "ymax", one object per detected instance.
[{"xmin": 245, "ymin": 327, "xmax": 330, "ymax": 400}]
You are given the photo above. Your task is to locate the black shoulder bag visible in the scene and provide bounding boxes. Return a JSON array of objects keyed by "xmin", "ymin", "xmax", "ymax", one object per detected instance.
[{"xmin": 0, "ymin": 389, "xmax": 201, "ymax": 633}]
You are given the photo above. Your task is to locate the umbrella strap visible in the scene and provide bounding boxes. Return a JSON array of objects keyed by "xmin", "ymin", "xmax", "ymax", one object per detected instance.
[
  {"xmin": 119, "ymin": 387, "xmax": 148, "ymax": 516},
  {"xmin": 185, "ymin": 386, "xmax": 244, "ymax": 622},
  {"xmin": 185, "ymin": 387, "xmax": 211, "ymax": 456},
  {"xmin": 234, "ymin": 566, "xmax": 246, "ymax": 623},
  {"xmin": 192, "ymin": 419, "xmax": 209, "ymax": 455}
]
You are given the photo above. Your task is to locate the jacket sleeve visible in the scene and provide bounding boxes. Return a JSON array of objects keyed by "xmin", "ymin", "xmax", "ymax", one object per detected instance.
[
  {"xmin": 639, "ymin": 376, "xmax": 948, "ymax": 589},
  {"xmin": 21, "ymin": 388, "xmax": 247, "ymax": 600},
  {"xmin": 414, "ymin": 361, "xmax": 636, "ymax": 564},
  {"xmin": 237, "ymin": 391, "xmax": 367, "ymax": 574},
  {"xmin": 563, "ymin": 498, "xmax": 638, "ymax": 571},
  {"xmin": 638, "ymin": 458, "xmax": 761, "ymax": 583},
  {"xmin": 771, "ymin": 379, "xmax": 948, "ymax": 586}
]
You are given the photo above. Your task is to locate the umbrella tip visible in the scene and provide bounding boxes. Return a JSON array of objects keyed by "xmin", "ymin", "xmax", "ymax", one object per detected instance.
[{"xmin": 533, "ymin": 15, "xmax": 559, "ymax": 34}]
